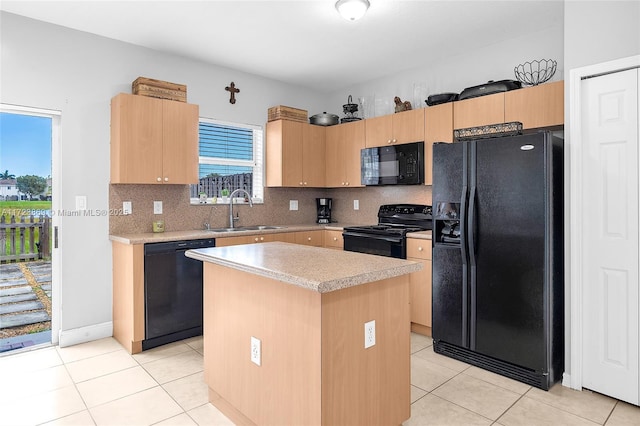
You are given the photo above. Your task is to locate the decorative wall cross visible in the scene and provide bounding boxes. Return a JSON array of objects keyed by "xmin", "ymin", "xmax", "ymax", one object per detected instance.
[{"xmin": 225, "ymin": 81, "xmax": 240, "ymax": 104}]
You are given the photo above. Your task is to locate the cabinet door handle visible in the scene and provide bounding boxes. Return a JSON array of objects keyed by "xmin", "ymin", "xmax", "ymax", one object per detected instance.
[
  {"xmin": 304, "ymin": 182, "xmax": 307, "ymax": 185},
  {"xmin": 299, "ymin": 182, "xmax": 303, "ymax": 186},
  {"xmin": 157, "ymin": 177, "xmax": 162, "ymax": 182},
  {"xmin": 392, "ymin": 139, "xmax": 397, "ymax": 144},
  {"xmin": 164, "ymin": 177, "xmax": 169, "ymax": 182},
  {"xmin": 307, "ymin": 237, "xmax": 312, "ymax": 241},
  {"xmin": 387, "ymin": 139, "xmax": 392, "ymax": 144},
  {"xmin": 418, "ymin": 246, "xmax": 423, "ymax": 251},
  {"xmin": 333, "ymin": 237, "xmax": 338, "ymax": 241},
  {"xmin": 345, "ymin": 182, "xmax": 349, "ymax": 186},
  {"xmin": 254, "ymin": 237, "xmax": 259, "ymax": 242}
]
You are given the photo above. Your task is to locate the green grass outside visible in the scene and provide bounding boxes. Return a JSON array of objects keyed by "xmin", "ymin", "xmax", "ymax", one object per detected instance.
[{"xmin": 0, "ymin": 200, "xmax": 52, "ymax": 259}]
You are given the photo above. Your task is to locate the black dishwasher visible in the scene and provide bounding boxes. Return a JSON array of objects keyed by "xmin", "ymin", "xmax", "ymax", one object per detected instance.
[{"xmin": 143, "ymin": 239, "xmax": 215, "ymax": 350}]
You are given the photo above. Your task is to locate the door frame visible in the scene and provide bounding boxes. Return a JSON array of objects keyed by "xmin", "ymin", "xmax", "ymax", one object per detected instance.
[
  {"xmin": 0, "ymin": 103, "xmax": 62, "ymax": 346},
  {"xmin": 568, "ymin": 55, "xmax": 640, "ymax": 391}
]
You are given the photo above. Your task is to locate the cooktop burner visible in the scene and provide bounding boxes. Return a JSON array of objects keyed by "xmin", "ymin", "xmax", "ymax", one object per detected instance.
[{"xmin": 343, "ymin": 204, "xmax": 433, "ymax": 237}]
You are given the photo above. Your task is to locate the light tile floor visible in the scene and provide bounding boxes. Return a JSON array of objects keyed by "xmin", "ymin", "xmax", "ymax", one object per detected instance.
[{"xmin": 1, "ymin": 333, "xmax": 639, "ymax": 425}]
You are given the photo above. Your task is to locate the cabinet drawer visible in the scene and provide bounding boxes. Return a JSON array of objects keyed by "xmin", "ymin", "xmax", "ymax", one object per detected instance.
[
  {"xmin": 407, "ymin": 238, "xmax": 432, "ymax": 260},
  {"xmin": 324, "ymin": 230, "xmax": 343, "ymax": 249},
  {"xmin": 294, "ymin": 230, "xmax": 324, "ymax": 247}
]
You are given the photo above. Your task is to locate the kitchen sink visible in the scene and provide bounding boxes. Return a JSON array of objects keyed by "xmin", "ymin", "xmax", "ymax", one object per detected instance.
[{"xmin": 207, "ymin": 225, "xmax": 286, "ymax": 232}]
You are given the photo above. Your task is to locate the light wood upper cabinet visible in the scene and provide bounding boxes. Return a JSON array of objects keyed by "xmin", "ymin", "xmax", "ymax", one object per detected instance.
[
  {"xmin": 505, "ymin": 80, "xmax": 564, "ymax": 129},
  {"xmin": 453, "ymin": 92, "xmax": 505, "ymax": 130},
  {"xmin": 365, "ymin": 108, "xmax": 425, "ymax": 148},
  {"xmin": 424, "ymin": 103, "xmax": 453, "ymax": 185},
  {"xmin": 325, "ymin": 120, "xmax": 365, "ymax": 188},
  {"xmin": 266, "ymin": 120, "xmax": 326, "ymax": 187},
  {"xmin": 110, "ymin": 93, "xmax": 198, "ymax": 184}
]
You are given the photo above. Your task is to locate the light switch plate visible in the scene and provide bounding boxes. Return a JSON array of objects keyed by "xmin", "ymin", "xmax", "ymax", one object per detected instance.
[
  {"xmin": 289, "ymin": 200, "xmax": 298, "ymax": 211},
  {"xmin": 75, "ymin": 195, "xmax": 87, "ymax": 211},
  {"xmin": 122, "ymin": 201, "xmax": 132, "ymax": 215},
  {"xmin": 354, "ymin": 200, "xmax": 359, "ymax": 210},
  {"xmin": 153, "ymin": 201, "xmax": 162, "ymax": 215}
]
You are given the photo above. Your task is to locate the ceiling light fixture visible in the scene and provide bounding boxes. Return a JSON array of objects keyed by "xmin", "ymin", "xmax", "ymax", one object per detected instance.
[{"xmin": 335, "ymin": 0, "xmax": 370, "ymax": 21}]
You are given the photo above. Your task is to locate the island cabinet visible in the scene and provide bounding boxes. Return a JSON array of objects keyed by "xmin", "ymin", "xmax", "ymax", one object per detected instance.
[
  {"xmin": 364, "ymin": 108, "xmax": 425, "ymax": 148},
  {"xmin": 325, "ymin": 120, "xmax": 365, "ymax": 187},
  {"xmin": 265, "ymin": 119, "xmax": 326, "ymax": 187},
  {"xmin": 407, "ymin": 238, "xmax": 432, "ymax": 336},
  {"xmin": 424, "ymin": 102, "xmax": 454, "ymax": 185},
  {"xmin": 110, "ymin": 93, "xmax": 199, "ymax": 184},
  {"xmin": 505, "ymin": 80, "xmax": 564, "ymax": 129},
  {"xmin": 188, "ymin": 242, "xmax": 418, "ymax": 426}
]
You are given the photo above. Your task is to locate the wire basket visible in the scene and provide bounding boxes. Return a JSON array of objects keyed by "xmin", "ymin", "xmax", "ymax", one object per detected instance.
[{"xmin": 514, "ymin": 59, "xmax": 557, "ymax": 86}]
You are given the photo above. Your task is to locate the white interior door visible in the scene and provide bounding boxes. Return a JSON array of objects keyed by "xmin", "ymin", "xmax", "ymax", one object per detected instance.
[{"xmin": 582, "ymin": 68, "xmax": 639, "ymax": 405}]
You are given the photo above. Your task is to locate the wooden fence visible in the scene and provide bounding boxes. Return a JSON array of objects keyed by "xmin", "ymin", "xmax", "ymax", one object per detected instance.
[
  {"xmin": 0, "ymin": 215, "xmax": 51, "ymax": 263},
  {"xmin": 190, "ymin": 173, "xmax": 253, "ymax": 198}
]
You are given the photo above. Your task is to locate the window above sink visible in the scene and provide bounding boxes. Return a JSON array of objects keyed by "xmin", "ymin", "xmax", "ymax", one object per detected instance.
[{"xmin": 190, "ymin": 118, "xmax": 264, "ymax": 205}]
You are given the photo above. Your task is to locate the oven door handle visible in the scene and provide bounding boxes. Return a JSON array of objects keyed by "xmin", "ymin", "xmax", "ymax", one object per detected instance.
[{"xmin": 342, "ymin": 232, "xmax": 404, "ymax": 244}]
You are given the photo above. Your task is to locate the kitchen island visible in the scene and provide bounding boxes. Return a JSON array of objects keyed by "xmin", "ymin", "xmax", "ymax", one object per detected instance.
[{"xmin": 186, "ymin": 242, "xmax": 421, "ymax": 426}]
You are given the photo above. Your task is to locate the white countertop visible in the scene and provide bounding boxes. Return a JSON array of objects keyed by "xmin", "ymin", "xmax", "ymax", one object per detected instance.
[{"xmin": 185, "ymin": 241, "xmax": 422, "ymax": 293}]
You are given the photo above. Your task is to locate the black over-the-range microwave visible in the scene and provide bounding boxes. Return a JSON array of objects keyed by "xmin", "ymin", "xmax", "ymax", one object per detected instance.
[{"xmin": 361, "ymin": 141, "xmax": 424, "ymax": 185}]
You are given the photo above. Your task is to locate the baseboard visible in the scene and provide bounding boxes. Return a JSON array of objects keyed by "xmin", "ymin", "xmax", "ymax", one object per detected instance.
[
  {"xmin": 562, "ymin": 372, "xmax": 581, "ymax": 390},
  {"xmin": 58, "ymin": 321, "xmax": 113, "ymax": 348}
]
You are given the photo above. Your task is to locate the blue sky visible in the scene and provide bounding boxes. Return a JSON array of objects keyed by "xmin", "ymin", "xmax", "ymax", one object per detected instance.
[{"xmin": 0, "ymin": 112, "xmax": 52, "ymax": 178}]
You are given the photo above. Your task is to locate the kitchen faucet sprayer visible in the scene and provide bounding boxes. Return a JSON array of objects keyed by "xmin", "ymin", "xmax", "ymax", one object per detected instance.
[{"xmin": 229, "ymin": 189, "xmax": 253, "ymax": 228}]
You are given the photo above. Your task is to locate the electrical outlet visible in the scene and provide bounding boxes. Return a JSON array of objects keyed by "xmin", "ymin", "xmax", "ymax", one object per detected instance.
[
  {"xmin": 153, "ymin": 201, "xmax": 163, "ymax": 214},
  {"xmin": 122, "ymin": 201, "xmax": 132, "ymax": 215},
  {"xmin": 75, "ymin": 195, "xmax": 87, "ymax": 211},
  {"xmin": 354, "ymin": 200, "xmax": 359, "ymax": 210},
  {"xmin": 251, "ymin": 336, "xmax": 261, "ymax": 366},
  {"xmin": 289, "ymin": 200, "xmax": 298, "ymax": 211},
  {"xmin": 364, "ymin": 320, "xmax": 376, "ymax": 349}
]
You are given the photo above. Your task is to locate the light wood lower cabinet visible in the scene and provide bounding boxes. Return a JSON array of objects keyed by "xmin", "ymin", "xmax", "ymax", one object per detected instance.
[
  {"xmin": 324, "ymin": 230, "xmax": 343, "ymax": 250},
  {"xmin": 294, "ymin": 230, "xmax": 324, "ymax": 247},
  {"xmin": 112, "ymin": 242, "xmax": 145, "ymax": 354},
  {"xmin": 407, "ymin": 238, "xmax": 432, "ymax": 336}
]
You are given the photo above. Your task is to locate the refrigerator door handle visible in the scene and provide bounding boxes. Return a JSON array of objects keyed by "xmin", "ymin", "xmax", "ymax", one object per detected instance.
[
  {"xmin": 468, "ymin": 185, "xmax": 477, "ymax": 349},
  {"xmin": 460, "ymin": 185, "xmax": 469, "ymax": 264},
  {"xmin": 460, "ymin": 185, "xmax": 470, "ymax": 347},
  {"xmin": 468, "ymin": 186, "xmax": 477, "ymax": 264}
]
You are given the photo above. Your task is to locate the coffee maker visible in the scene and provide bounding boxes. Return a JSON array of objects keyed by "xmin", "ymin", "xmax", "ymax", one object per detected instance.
[{"xmin": 316, "ymin": 198, "xmax": 332, "ymax": 224}]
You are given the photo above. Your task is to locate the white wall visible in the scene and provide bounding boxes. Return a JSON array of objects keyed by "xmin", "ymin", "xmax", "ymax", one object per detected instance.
[
  {"xmin": 325, "ymin": 22, "xmax": 564, "ymax": 117},
  {"xmin": 0, "ymin": 12, "xmax": 328, "ymax": 337},
  {"xmin": 562, "ymin": 0, "xmax": 640, "ymax": 384}
]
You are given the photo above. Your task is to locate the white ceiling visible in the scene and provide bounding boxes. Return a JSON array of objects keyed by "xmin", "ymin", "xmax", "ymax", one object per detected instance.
[{"xmin": 1, "ymin": 0, "xmax": 564, "ymax": 92}]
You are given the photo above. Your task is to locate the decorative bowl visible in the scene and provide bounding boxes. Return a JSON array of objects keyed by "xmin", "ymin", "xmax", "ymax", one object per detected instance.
[{"xmin": 514, "ymin": 59, "xmax": 557, "ymax": 86}]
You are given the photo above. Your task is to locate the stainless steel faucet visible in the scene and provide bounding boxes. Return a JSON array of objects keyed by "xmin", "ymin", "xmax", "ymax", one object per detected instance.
[{"xmin": 229, "ymin": 189, "xmax": 253, "ymax": 228}]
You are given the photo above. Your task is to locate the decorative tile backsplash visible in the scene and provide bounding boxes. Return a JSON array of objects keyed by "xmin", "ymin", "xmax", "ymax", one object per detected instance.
[{"xmin": 109, "ymin": 184, "xmax": 432, "ymax": 235}]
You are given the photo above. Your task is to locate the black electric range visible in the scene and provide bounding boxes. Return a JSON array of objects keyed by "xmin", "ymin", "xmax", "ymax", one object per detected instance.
[{"xmin": 343, "ymin": 204, "xmax": 432, "ymax": 259}]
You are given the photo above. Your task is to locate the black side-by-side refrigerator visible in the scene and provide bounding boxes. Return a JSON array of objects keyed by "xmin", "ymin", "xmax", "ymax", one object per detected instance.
[{"xmin": 431, "ymin": 131, "xmax": 564, "ymax": 390}]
